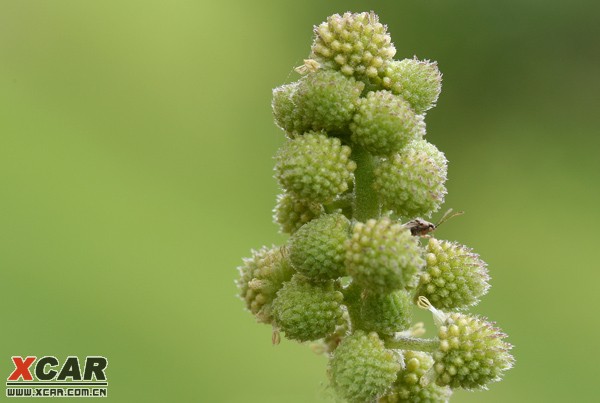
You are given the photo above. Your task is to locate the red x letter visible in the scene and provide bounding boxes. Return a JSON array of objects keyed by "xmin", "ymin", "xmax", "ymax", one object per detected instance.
[{"xmin": 8, "ymin": 356, "xmax": 36, "ymax": 381}]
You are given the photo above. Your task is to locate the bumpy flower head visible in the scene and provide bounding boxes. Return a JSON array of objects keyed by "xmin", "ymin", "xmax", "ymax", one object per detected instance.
[
  {"xmin": 293, "ymin": 69, "xmax": 364, "ymax": 134},
  {"xmin": 275, "ymin": 131, "xmax": 356, "ymax": 203},
  {"xmin": 418, "ymin": 298, "xmax": 514, "ymax": 390},
  {"xmin": 345, "ymin": 218, "xmax": 424, "ymax": 293},
  {"xmin": 237, "ymin": 246, "xmax": 295, "ymax": 324},
  {"xmin": 329, "ymin": 331, "xmax": 401, "ymax": 402},
  {"xmin": 358, "ymin": 289, "xmax": 413, "ymax": 335},
  {"xmin": 379, "ymin": 351, "xmax": 452, "ymax": 403},
  {"xmin": 383, "ymin": 58, "xmax": 442, "ymax": 114},
  {"xmin": 350, "ymin": 90, "xmax": 424, "ymax": 156},
  {"xmin": 310, "ymin": 12, "xmax": 396, "ymax": 83},
  {"xmin": 416, "ymin": 238, "xmax": 490, "ymax": 310},
  {"xmin": 289, "ymin": 213, "xmax": 350, "ymax": 280},
  {"xmin": 273, "ymin": 192, "xmax": 324, "ymax": 234},
  {"xmin": 310, "ymin": 310, "xmax": 350, "ymax": 356},
  {"xmin": 272, "ymin": 275, "xmax": 344, "ymax": 342},
  {"xmin": 272, "ymin": 82, "xmax": 302, "ymax": 135},
  {"xmin": 374, "ymin": 140, "xmax": 448, "ymax": 218}
]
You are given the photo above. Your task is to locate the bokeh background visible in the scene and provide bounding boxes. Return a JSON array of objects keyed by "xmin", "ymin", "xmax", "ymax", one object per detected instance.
[{"xmin": 1, "ymin": 1, "xmax": 598, "ymax": 402}]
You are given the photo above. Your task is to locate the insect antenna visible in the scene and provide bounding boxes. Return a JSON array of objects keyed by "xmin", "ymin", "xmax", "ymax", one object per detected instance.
[{"xmin": 435, "ymin": 208, "xmax": 464, "ymax": 228}]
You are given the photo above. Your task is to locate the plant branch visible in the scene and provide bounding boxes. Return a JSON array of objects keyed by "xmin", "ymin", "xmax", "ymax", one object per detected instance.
[{"xmin": 352, "ymin": 144, "xmax": 379, "ymax": 221}]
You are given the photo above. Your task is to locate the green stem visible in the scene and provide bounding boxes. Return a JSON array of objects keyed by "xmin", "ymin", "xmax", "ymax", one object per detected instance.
[
  {"xmin": 384, "ymin": 336, "xmax": 440, "ymax": 353},
  {"xmin": 352, "ymin": 144, "xmax": 379, "ymax": 221}
]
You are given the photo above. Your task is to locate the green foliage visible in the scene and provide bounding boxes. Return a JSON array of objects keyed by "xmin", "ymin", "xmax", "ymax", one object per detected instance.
[
  {"xmin": 237, "ymin": 10, "xmax": 513, "ymax": 402},
  {"xmin": 329, "ymin": 331, "xmax": 401, "ymax": 402},
  {"xmin": 272, "ymin": 275, "xmax": 344, "ymax": 342},
  {"xmin": 350, "ymin": 90, "xmax": 424, "ymax": 156},
  {"xmin": 374, "ymin": 139, "xmax": 448, "ymax": 218},
  {"xmin": 416, "ymin": 238, "xmax": 490, "ymax": 310},
  {"xmin": 289, "ymin": 213, "xmax": 350, "ymax": 280}
]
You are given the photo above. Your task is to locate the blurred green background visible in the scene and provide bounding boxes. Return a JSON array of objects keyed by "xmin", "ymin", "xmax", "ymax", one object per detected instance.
[{"xmin": 1, "ymin": 0, "xmax": 598, "ymax": 401}]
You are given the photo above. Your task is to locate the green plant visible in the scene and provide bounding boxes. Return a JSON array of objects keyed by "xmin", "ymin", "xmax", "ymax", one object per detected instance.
[{"xmin": 237, "ymin": 11, "xmax": 513, "ymax": 402}]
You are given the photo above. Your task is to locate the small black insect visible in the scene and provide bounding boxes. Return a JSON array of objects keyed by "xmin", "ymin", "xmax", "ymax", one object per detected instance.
[{"xmin": 403, "ymin": 209, "xmax": 464, "ymax": 237}]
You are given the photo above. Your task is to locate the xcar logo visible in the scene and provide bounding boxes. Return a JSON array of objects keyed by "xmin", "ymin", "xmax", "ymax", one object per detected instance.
[{"xmin": 6, "ymin": 356, "xmax": 108, "ymax": 398}]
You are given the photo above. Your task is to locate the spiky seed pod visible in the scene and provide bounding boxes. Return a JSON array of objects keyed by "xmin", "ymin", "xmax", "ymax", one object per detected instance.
[
  {"xmin": 289, "ymin": 213, "xmax": 351, "ymax": 280},
  {"xmin": 273, "ymin": 193, "xmax": 324, "ymax": 234},
  {"xmin": 310, "ymin": 12, "xmax": 396, "ymax": 84},
  {"xmin": 374, "ymin": 140, "xmax": 448, "ymax": 218},
  {"xmin": 345, "ymin": 218, "xmax": 424, "ymax": 293},
  {"xmin": 236, "ymin": 246, "xmax": 295, "ymax": 324},
  {"xmin": 272, "ymin": 82, "xmax": 303, "ymax": 136},
  {"xmin": 329, "ymin": 331, "xmax": 401, "ymax": 402},
  {"xmin": 272, "ymin": 275, "xmax": 344, "ymax": 342},
  {"xmin": 359, "ymin": 289, "xmax": 413, "ymax": 335},
  {"xmin": 432, "ymin": 311, "xmax": 514, "ymax": 390},
  {"xmin": 383, "ymin": 58, "xmax": 442, "ymax": 114},
  {"xmin": 275, "ymin": 131, "xmax": 356, "ymax": 203},
  {"xmin": 416, "ymin": 238, "xmax": 490, "ymax": 310},
  {"xmin": 350, "ymin": 90, "xmax": 424, "ymax": 156},
  {"xmin": 293, "ymin": 69, "xmax": 364, "ymax": 134},
  {"xmin": 379, "ymin": 351, "xmax": 452, "ymax": 403}
]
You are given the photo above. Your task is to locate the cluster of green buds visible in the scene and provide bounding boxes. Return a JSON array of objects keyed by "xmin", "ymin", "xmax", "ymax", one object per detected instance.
[{"xmin": 237, "ymin": 11, "xmax": 513, "ymax": 402}]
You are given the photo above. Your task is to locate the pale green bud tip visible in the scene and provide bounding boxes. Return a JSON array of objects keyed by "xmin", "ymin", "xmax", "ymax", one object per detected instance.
[
  {"xmin": 383, "ymin": 58, "xmax": 442, "ymax": 114},
  {"xmin": 272, "ymin": 82, "xmax": 302, "ymax": 136},
  {"xmin": 359, "ymin": 289, "xmax": 413, "ymax": 335},
  {"xmin": 345, "ymin": 218, "xmax": 424, "ymax": 293},
  {"xmin": 272, "ymin": 275, "xmax": 344, "ymax": 342},
  {"xmin": 379, "ymin": 351, "xmax": 452, "ymax": 403},
  {"xmin": 433, "ymin": 312, "xmax": 514, "ymax": 390},
  {"xmin": 350, "ymin": 90, "xmax": 424, "ymax": 156},
  {"xmin": 273, "ymin": 193, "xmax": 324, "ymax": 234},
  {"xmin": 374, "ymin": 140, "xmax": 448, "ymax": 218},
  {"xmin": 416, "ymin": 238, "xmax": 490, "ymax": 310},
  {"xmin": 275, "ymin": 131, "xmax": 356, "ymax": 203},
  {"xmin": 236, "ymin": 246, "xmax": 295, "ymax": 324},
  {"xmin": 289, "ymin": 213, "xmax": 351, "ymax": 280},
  {"xmin": 329, "ymin": 331, "xmax": 401, "ymax": 402},
  {"xmin": 293, "ymin": 69, "xmax": 364, "ymax": 134},
  {"xmin": 311, "ymin": 12, "xmax": 396, "ymax": 83}
]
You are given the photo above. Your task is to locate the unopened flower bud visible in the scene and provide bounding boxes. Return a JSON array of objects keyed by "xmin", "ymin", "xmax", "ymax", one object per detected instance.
[
  {"xmin": 345, "ymin": 218, "xmax": 424, "ymax": 293},
  {"xmin": 272, "ymin": 275, "xmax": 344, "ymax": 342},
  {"xmin": 289, "ymin": 213, "xmax": 351, "ymax": 280},
  {"xmin": 416, "ymin": 238, "xmax": 490, "ymax": 310},
  {"xmin": 329, "ymin": 331, "xmax": 401, "ymax": 402},
  {"xmin": 236, "ymin": 246, "xmax": 295, "ymax": 324},
  {"xmin": 383, "ymin": 58, "xmax": 442, "ymax": 114},
  {"xmin": 374, "ymin": 140, "xmax": 447, "ymax": 218},
  {"xmin": 275, "ymin": 131, "xmax": 356, "ymax": 203},
  {"xmin": 350, "ymin": 90, "xmax": 424, "ymax": 156}
]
